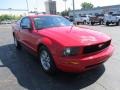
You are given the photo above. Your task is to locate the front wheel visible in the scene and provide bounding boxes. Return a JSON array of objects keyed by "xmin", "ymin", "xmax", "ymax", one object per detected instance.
[
  {"xmin": 39, "ymin": 46, "xmax": 57, "ymax": 74},
  {"xmin": 83, "ymin": 20, "xmax": 86, "ymax": 25},
  {"xmin": 106, "ymin": 22, "xmax": 109, "ymax": 26},
  {"xmin": 116, "ymin": 21, "xmax": 120, "ymax": 26}
]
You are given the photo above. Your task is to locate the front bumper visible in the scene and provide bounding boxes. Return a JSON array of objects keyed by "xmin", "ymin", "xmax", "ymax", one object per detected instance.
[
  {"xmin": 107, "ymin": 21, "xmax": 117, "ymax": 23},
  {"xmin": 54, "ymin": 45, "xmax": 114, "ymax": 73}
]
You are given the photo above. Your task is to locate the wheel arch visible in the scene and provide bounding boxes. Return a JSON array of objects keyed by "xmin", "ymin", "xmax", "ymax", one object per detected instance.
[
  {"xmin": 37, "ymin": 38, "xmax": 53, "ymax": 54},
  {"xmin": 37, "ymin": 43, "xmax": 47, "ymax": 52},
  {"xmin": 36, "ymin": 37, "xmax": 60, "ymax": 59},
  {"xmin": 38, "ymin": 43, "xmax": 58, "ymax": 74}
]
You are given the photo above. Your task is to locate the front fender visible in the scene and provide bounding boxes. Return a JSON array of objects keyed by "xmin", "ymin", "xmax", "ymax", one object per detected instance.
[{"xmin": 37, "ymin": 37, "xmax": 58, "ymax": 55}]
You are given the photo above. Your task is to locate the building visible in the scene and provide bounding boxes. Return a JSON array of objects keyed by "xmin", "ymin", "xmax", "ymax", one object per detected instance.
[
  {"xmin": 69, "ymin": 4, "xmax": 120, "ymax": 16},
  {"xmin": 45, "ymin": 0, "xmax": 56, "ymax": 14},
  {"xmin": 0, "ymin": 9, "xmax": 28, "ymax": 16}
]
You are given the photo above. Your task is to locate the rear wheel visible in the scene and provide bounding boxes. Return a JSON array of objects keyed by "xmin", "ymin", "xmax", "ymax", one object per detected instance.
[
  {"xmin": 77, "ymin": 22, "xmax": 80, "ymax": 25},
  {"xmin": 39, "ymin": 46, "xmax": 57, "ymax": 74},
  {"xmin": 91, "ymin": 22, "xmax": 95, "ymax": 25},
  {"xmin": 116, "ymin": 20, "xmax": 120, "ymax": 26},
  {"xmin": 106, "ymin": 22, "xmax": 109, "ymax": 26},
  {"xmin": 14, "ymin": 36, "xmax": 21, "ymax": 49}
]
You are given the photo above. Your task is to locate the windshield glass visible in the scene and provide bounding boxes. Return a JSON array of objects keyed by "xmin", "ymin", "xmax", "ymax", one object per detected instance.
[{"xmin": 34, "ymin": 16, "xmax": 73, "ymax": 30}]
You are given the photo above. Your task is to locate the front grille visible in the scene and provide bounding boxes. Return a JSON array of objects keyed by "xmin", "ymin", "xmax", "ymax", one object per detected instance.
[{"xmin": 83, "ymin": 40, "xmax": 111, "ymax": 54}]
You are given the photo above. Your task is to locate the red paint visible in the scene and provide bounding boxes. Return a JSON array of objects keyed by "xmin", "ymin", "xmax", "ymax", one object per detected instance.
[{"xmin": 12, "ymin": 15, "xmax": 114, "ymax": 72}]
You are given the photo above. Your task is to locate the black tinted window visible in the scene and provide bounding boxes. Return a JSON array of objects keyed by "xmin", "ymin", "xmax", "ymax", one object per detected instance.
[
  {"xmin": 21, "ymin": 17, "xmax": 31, "ymax": 27},
  {"xmin": 34, "ymin": 16, "xmax": 73, "ymax": 30}
]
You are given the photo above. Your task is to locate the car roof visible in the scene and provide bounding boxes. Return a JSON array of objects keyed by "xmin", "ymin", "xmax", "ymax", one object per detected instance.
[{"xmin": 27, "ymin": 14, "xmax": 59, "ymax": 18}]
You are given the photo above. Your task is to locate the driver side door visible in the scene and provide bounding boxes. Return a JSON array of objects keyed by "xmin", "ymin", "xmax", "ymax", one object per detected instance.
[{"xmin": 20, "ymin": 17, "xmax": 32, "ymax": 48}]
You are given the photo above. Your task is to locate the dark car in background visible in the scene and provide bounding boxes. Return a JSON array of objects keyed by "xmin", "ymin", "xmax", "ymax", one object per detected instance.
[{"xmin": 90, "ymin": 14, "xmax": 104, "ymax": 25}]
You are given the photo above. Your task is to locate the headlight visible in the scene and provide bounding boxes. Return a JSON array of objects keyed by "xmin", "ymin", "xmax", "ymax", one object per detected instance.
[{"xmin": 63, "ymin": 47, "xmax": 79, "ymax": 56}]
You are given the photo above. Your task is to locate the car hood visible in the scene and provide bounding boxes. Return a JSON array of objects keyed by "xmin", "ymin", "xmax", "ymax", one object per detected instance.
[{"xmin": 38, "ymin": 26, "xmax": 111, "ymax": 46}]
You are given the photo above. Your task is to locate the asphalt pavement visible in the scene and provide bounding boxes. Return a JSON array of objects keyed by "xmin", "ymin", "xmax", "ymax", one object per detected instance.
[{"xmin": 0, "ymin": 24, "xmax": 120, "ymax": 90}]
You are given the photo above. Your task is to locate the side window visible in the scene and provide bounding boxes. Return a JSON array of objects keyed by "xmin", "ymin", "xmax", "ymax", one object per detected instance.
[{"xmin": 20, "ymin": 17, "xmax": 31, "ymax": 29}]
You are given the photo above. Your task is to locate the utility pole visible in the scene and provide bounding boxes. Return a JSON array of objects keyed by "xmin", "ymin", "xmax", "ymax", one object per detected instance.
[
  {"xmin": 8, "ymin": 8, "xmax": 12, "ymax": 15},
  {"xmin": 72, "ymin": 0, "xmax": 75, "ymax": 21},
  {"xmin": 63, "ymin": 0, "xmax": 67, "ymax": 11},
  {"xmin": 35, "ymin": 0, "xmax": 38, "ymax": 14},
  {"xmin": 26, "ymin": 0, "xmax": 29, "ymax": 14}
]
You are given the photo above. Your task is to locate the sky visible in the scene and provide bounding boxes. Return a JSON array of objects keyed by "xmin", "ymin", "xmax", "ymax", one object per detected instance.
[{"xmin": 0, "ymin": 0, "xmax": 120, "ymax": 12}]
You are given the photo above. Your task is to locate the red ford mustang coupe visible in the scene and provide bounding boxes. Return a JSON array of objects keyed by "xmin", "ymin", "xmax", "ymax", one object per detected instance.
[{"xmin": 12, "ymin": 15, "xmax": 114, "ymax": 74}]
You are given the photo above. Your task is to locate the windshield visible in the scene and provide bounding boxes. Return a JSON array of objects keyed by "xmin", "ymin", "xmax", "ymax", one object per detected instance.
[
  {"xmin": 112, "ymin": 14, "xmax": 120, "ymax": 16},
  {"xmin": 34, "ymin": 16, "xmax": 73, "ymax": 30},
  {"xmin": 80, "ymin": 16, "xmax": 86, "ymax": 17}
]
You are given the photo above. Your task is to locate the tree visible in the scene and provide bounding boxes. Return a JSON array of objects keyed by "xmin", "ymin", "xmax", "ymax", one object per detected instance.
[
  {"xmin": 81, "ymin": 2, "xmax": 94, "ymax": 9},
  {"xmin": 61, "ymin": 7, "xmax": 71, "ymax": 16},
  {"xmin": 61, "ymin": 10, "xmax": 69, "ymax": 16},
  {"xmin": 0, "ymin": 15, "xmax": 21, "ymax": 22}
]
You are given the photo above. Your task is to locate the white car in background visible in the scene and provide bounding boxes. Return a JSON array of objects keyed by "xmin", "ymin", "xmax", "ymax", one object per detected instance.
[
  {"xmin": 74, "ymin": 15, "xmax": 91, "ymax": 25},
  {"xmin": 0, "ymin": 20, "xmax": 12, "ymax": 24},
  {"xmin": 104, "ymin": 14, "xmax": 120, "ymax": 26},
  {"xmin": 116, "ymin": 14, "xmax": 120, "ymax": 25}
]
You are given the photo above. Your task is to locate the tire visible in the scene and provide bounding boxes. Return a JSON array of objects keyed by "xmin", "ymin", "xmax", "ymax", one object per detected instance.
[
  {"xmin": 116, "ymin": 20, "xmax": 120, "ymax": 26},
  {"xmin": 39, "ymin": 46, "xmax": 57, "ymax": 74},
  {"xmin": 116, "ymin": 22, "xmax": 119, "ymax": 26},
  {"xmin": 77, "ymin": 22, "xmax": 80, "ymax": 25},
  {"xmin": 101, "ymin": 20, "xmax": 104, "ymax": 25},
  {"xmin": 106, "ymin": 22, "xmax": 109, "ymax": 26},
  {"xmin": 91, "ymin": 22, "xmax": 94, "ymax": 25},
  {"xmin": 83, "ymin": 20, "xmax": 86, "ymax": 25},
  {"xmin": 14, "ymin": 36, "xmax": 21, "ymax": 50},
  {"xmin": 119, "ymin": 20, "xmax": 120, "ymax": 26},
  {"xmin": 99, "ymin": 20, "xmax": 102, "ymax": 25}
]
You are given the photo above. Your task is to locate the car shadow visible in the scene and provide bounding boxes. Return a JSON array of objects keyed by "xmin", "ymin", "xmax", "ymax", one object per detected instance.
[{"xmin": 0, "ymin": 44, "xmax": 105, "ymax": 90}]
